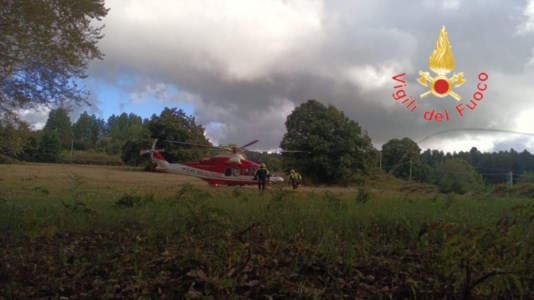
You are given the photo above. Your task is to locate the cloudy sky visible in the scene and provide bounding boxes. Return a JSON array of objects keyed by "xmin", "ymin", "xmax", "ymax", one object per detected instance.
[{"xmin": 24, "ymin": 0, "xmax": 534, "ymax": 153}]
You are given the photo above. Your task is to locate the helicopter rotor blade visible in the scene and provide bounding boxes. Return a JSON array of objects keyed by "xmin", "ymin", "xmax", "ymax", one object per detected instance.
[
  {"xmin": 164, "ymin": 140, "xmax": 223, "ymax": 151},
  {"xmin": 279, "ymin": 150, "xmax": 312, "ymax": 154},
  {"xmin": 237, "ymin": 139, "xmax": 259, "ymax": 151},
  {"xmin": 164, "ymin": 139, "xmax": 261, "ymax": 155}
]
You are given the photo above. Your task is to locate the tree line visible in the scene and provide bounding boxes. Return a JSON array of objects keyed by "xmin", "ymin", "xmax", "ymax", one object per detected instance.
[
  {"xmin": 382, "ymin": 137, "xmax": 534, "ymax": 193},
  {"xmin": 2, "ymin": 107, "xmax": 209, "ymax": 164},
  {"xmin": 3, "ymin": 100, "xmax": 534, "ymax": 192},
  {"xmin": 0, "ymin": 100, "xmax": 374, "ymax": 185}
]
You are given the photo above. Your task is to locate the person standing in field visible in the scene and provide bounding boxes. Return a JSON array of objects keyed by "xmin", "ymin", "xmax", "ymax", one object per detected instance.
[
  {"xmin": 254, "ymin": 163, "xmax": 270, "ymax": 191},
  {"xmin": 288, "ymin": 169, "xmax": 302, "ymax": 190}
]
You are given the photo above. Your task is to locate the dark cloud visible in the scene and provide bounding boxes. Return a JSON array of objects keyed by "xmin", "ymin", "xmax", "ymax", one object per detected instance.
[{"xmin": 74, "ymin": 0, "xmax": 534, "ymax": 152}]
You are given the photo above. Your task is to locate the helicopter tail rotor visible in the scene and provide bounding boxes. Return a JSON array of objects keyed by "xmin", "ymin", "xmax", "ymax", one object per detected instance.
[{"xmin": 139, "ymin": 139, "xmax": 164, "ymax": 156}]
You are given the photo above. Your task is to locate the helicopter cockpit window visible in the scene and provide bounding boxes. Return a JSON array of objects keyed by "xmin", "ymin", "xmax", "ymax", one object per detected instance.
[
  {"xmin": 232, "ymin": 168, "xmax": 240, "ymax": 176},
  {"xmin": 224, "ymin": 168, "xmax": 232, "ymax": 177}
]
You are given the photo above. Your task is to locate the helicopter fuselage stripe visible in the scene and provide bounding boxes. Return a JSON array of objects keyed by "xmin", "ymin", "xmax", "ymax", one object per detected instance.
[{"xmin": 158, "ymin": 163, "xmax": 254, "ymax": 181}]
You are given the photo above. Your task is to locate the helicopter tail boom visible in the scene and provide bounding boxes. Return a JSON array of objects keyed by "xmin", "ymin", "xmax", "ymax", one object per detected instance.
[{"xmin": 151, "ymin": 149, "xmax": 169, "ymax": 171}]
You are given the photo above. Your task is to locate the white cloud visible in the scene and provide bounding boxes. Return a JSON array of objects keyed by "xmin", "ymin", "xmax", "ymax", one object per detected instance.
[
  {"xmin": 130, "ymin": 83, "xmax": 171, "ymax": 103},
  {"xmin": 517, "ymin": 0, "xmax": 534, "ymax": 34},
  {"xmin": 420, "ymin": 132, "xmax": 534, "ymax": 154},
  {"xmin": 18, "ymin": 107, "xmax": 51, "ymax": 130},
  {"xmin": 104, "ymin": 0, "xmax": 325, "ymax": 81},
  {"xmin": 344, "ymin": 63, "xmax": 399, "ymax": 93},
  {"xmin": 422, "ymin": 136, "xmax": 493, "ymax": 153},
  {"xmin": 515, "ymin": 108, "xmax": 534, "ymax": 133},
  {"xmin": 422, "ymin": 0, "xmax": 461, "ymax": 10},
  {"xmin": 204, "ymin": 122, "xmax": 227, "ymax": 146}
]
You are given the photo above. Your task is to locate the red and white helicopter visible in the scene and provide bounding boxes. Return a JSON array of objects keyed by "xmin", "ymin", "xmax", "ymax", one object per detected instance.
[{"xmin": 141, "ymin": 139, "xmax": 285, "ymax": 186}]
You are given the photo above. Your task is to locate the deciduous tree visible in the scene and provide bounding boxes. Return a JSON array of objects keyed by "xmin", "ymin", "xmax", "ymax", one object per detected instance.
[
  {"xmin": 0, "ymin": 0, "xmax": 108, "ymax": 118},
  {"xmin": 72, "ymin": 111, "xmax": 105, "ymax": 150},
  {"xmin": 0, "ymin": 117, "xmax": 31, "ymax": 158},
  {"xmin": 37, "ymin": 130, "xmax": 61, "ymax": 162},
  {"xmin": 43, "ymin": 108, "xmax": 72, "ymax": 150},
  {"xmin": 382, "ymin": 138, "xmax": 422, "ymax": 180},
  {"xmin": 143, "ymin": 107, "xmax": 211, "ymax": 163},
  {"xmin": 104, "ymin": 113, "xmax": 149, "ymax": 154},
  {"xmin": 280, "ymin": 99, "xmax": 375, "ymax": 184}
]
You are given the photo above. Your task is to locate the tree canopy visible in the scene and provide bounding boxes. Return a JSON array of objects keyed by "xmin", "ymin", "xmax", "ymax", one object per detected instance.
[
  {"xmin": 43, "ymin": 108, "xmax": 72, "ymax": 150},
  {"xmin": 382, "ymin": 138, "xmax": 422, "ymax": 180},
  {"xmin": 0, "ymin": 0, "xmax": 107, "ymax": 156},
  {"xmin": 72, "ymin": 111, "xmax": 105, "ymax": 150},
  {"xmin": 37, "ymin": 130, "xmax": 61, "ymax": 162},
  {"xmin": 105, "ymin": 113, "xmax": 149, "ymax": 154},
  {"xmin": 429, "ymin": 158, "xmax": 483, "ymax": 194},
  {"xmin": 145, "ymin": 107, "xmax": 211, "ymax": 163},
  {"xmin": 280, "ymin": 99, "xmax": 375, "ymax": 184},
  {"xmin": 0, "ymin": 0, "xmax": 108, "ymax": 119},
  {"xmin": 0, "ymin": 117, "xmax": 31, "ymax": 158}
]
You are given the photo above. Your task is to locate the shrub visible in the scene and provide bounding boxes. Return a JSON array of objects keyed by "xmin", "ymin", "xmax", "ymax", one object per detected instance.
[
  {"xmin": 114, "ymin": 194, "xmax": 154, "ymax": 208},
  {"xmin": 0, "ymin": 154, "xmax": 15, "ymax": 164},
  {"xmin": 430, "ymin": 159, "xmax": 483, "ymax": 194},
  {"xmin": 493, "ymin": 183, "xmax": 534, "ymax": 198}
]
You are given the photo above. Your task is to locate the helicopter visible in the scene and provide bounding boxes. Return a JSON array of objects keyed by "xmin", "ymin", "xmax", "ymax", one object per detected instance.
[{"xmin": 140, "ymin": 139, "xmax": 285, "ymax": 186}]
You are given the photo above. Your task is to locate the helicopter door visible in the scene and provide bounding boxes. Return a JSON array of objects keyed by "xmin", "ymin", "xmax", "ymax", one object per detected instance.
[{"xmin": 224, "ymin": 168, "xmax": 240, "ymax": 177}]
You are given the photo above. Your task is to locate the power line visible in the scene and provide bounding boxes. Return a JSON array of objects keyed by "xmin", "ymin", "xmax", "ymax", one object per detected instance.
[
  {"xmin": 418, "ymin": 128, "xmax": 534, "ymax": 145},
  {"xmin": 468, "ymin": 166, "xmax": 512, "ymax": 172}
]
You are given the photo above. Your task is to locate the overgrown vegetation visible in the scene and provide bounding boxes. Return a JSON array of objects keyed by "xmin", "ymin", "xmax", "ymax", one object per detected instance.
[
  {"xmin": 0, "ymin": 164, "xmax": 532, "ymax": 299},
  {"xmin": 493, "ymin": 183, "xmax": 534, "ymax": 198}
]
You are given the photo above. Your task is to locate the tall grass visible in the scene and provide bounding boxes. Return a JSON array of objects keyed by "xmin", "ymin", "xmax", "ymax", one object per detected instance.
[
  {"xmin": 1, "ymin": 164, "xmax": 533, "ymax": 298},
  {"xmin": 1, "ymin": 180, "xmax": 527, "ymax": 244}
]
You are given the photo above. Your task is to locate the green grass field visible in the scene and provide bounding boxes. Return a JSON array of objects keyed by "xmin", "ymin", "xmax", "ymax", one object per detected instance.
[{"xmin": 0, "ymin": 163, "xmax": 533, "ymax": 299}]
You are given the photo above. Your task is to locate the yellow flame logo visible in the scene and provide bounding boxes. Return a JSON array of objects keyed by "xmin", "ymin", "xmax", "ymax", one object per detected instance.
[
  {"xmin": 428, "ymin": 27, "xmax": 455, "ymax": 75},
  {"xmin": 417, "ymin": 26, "xmax": 465, "ymax": 101}
]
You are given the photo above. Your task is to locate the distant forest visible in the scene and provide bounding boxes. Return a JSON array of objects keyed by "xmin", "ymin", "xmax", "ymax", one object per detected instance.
[{"xmin": 420, "ymin": 147, "xmax": 534, "ymax": 185}]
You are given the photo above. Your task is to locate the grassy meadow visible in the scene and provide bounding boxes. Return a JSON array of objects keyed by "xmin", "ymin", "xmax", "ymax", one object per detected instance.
[{"xmin": 0, "ymin": 163, "xmax": 533, "ymax": 299}]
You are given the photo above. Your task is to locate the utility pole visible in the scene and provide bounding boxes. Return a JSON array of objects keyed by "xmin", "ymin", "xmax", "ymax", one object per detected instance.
[
  {"xmin": 509, "ymin": 171, "xmax": 513, "ymax": 187},
  {"xmin": 70, "ymin": 131, "xmax": 74, "ymax": 158},
  {"xmin": 379, "ymin": 150, "xmax": 382, "ymax": 171},
  {"xmin": 409, "ymin": 158, "xmax": 412, "ymax": 181}
]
